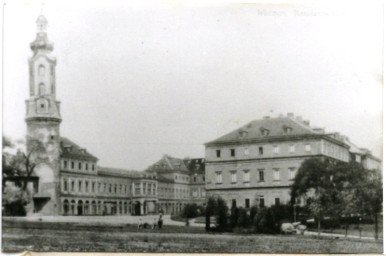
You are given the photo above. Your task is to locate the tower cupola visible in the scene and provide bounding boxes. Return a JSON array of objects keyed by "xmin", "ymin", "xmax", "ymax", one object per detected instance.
[{"xmin": 30, "ymin": 15, "xmax": 53, "ymax": 53}]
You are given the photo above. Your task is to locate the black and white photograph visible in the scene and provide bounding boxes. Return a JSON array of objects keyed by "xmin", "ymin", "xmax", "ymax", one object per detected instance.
[{"xmin": 1, "ymin": 1, "xmax": 383, "ymax": 253}]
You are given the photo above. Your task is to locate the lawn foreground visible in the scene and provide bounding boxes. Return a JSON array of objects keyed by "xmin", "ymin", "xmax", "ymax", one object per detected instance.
[{"xmin": 2, "ymin": 219, "xmax": 383, "ymax": 253}]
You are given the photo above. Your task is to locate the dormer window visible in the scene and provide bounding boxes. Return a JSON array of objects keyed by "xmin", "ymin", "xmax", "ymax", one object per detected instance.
[
  {"xmin": 283, "ymin": 125, "xmax": 293, "ymax": 135},
  {"xmin": 239, "ymin": 130, "xmax": 248, "ymax": 138},
  {"xmin": 260, "ymin": 127, "xmax": 270, "ymax": 136}
]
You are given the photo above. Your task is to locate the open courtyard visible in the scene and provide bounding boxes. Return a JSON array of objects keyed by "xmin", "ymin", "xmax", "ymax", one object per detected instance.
[{"xmin": 2, "ymin": 216, "xmax": 382, "ymax": 253}]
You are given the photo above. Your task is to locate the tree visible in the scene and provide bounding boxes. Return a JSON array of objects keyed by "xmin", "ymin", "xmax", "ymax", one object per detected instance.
[
  {"xmin": 2, "ymin": 136, "xmax": 46, "ymax": 216},
  {"xmin": 357, "ymin": 168, "xmax": 382, "ymax": 240},
  {"xmin": 205, "ymin": 197, "xmax": 217, "ymax": 231},
  {"xmin": 290, "ymin": 157, "xmax": 341, "ymax": 236},
  {"xmin": 181, "ymin": 203, "xmax": 200, "ymax": 219},
  {"xmin": 205, "ymin": 196, "xmax": 229, "ymax": 231}
]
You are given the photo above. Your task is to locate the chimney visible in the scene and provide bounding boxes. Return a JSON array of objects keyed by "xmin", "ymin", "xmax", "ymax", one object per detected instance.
[
  {"xmin": 287, "ymin": 112, "xmax": 294, "ymax": 118},
  {"xmin": 303, "ymin": 120, "xmax": 310, "ymax": 126},
  {"xmin": 295, "ymin": 116, "xmax": 302, "ymax": 122}
]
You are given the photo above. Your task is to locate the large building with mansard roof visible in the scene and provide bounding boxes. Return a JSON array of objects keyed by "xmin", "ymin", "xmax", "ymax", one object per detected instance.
[{"xmin": 204, "ymin": 113, "xmax": 381, "ymax": 210}]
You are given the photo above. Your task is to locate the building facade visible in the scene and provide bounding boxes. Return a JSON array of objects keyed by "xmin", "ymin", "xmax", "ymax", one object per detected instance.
[
  {"xmin": 145, "ymin": 155, "xmax": 206, "ymax": 215},
  {"xmin": 204, "ymin": 114, "xmax": 355, "ymax": 209}
]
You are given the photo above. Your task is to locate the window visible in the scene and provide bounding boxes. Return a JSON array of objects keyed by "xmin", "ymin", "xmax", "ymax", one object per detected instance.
[
  {"xmin": 39, "ymin": 83, "xmax": 45, "ymax": 95},
  {"xmin": 273, "ymin": 145, "xmax": 279, "ymax": 154},
  {"xmin": 230, "ymin": 171, "xmax": 237, "ymax": 183},
  {"xmin": 230, "ymin": 148, "xmax": 235, "ymax": 157},
  {"xmin": 259, "ymin": 147, "xmax": 264, "ymax": 155},
  {"xmin": 142, "ymin": 184, "xmax": 146, "ymax": 194},
  {"xmin": 71, "ymin": 161, "xmax": 75, "ymax": 169},
  {"xmin": 275, "ymin": 198, "xmax": 280, "ymax": 206},
  {"xmin": 259, "ymin": 170, "xmax": 265, "ymax": 181},
  {"xmin": 64, "ymin": 160, "xmax": 68, "ymax": 169},
  {"xmin": 71, "ymin": 181, "xmax": 75, "ymax": 192},
  {"xmin": 273, "ymin": 169, "xmax": 280, "ymax": 181},
  {"xmin": 114, "ymin": 184, "xmax": 117, "ymax": 193},
  {"xmin": 216, "ymin": 172, "xmax": 222, "ymax": 184},
  {"xmin": 109, "ymin": 184, "xmax": 112, "ymax": 193},
  {"xmin": 355, "ymin": 154, "xmax": 361, "ymax": 163},
  {"xmin": 38, "ymin": 65, "xmax": 45, "ymax": 76},
  {"xmin": 305, "ymin": 144, "xmax": 311, "ymax": 152},
  {"xmin": 288, "ymin": 168, "xmax": 296, "ymax": 180},
  {"xmin": 193, "ymin": 176, "xmax": 197, "ymax": 182},
  {"xmin": 85, "ymin": 163, "xmax": 88, "ymax": 170},
  {"xmin": 244, "ymin": 148, "xmax": 249, "ymax": 155},
  {"xmin": 243, "ymin": 170, "xmax": 250, "ymax": 182},
  {"xmin": 216, "ymin": 150, "xmax": 221, "ymax": 158},
  {"xmin": 78, "ymin": 180, "xmax": 82, "ymax": 192},
  {"xmin": 135, "ymin": 183, "xmax": 140, "ymax": 195},
  {"xmin": 147, "ymin": 184, "xmax": 151, "ymax": 195},
  {"xmin": 259, "ymin": 197, "xmax": 265, "ymax": 208},
  {"xmin": 92, "ymin": 164, "xmax": 95, "ymax": 171},
  {"xmin": 232, "ymin": 199, "xmax": 237, "ymax": 208},
  {"xmin": 261, "ymin": 128, "xmax": 269, "ymax": 136},
  {"xmin": 203, "ymin": 176, "xmax": 205, "ymax": 182},
  {"xmin": 289, "ymin": 144, "xmax": 295, "ymax": 153},
  {"xmin": 85, "ymin": 181, "xmax": 89, "ymax": 193},
  {"xmin": 283, "ymin": 126, "xmax": 292, "ymax": 135},
  {"xmin": 63, "ymin": 180, "xmax": 68, "ymax": 191},
  {"xmin": 104, "ymin": 183, "xmax": 107, "ymax": 193},
  {"xmin": 245, "ymin": 198, "xmax": 250, "ymax": 208},
  {"xmin": 78, "ymin": 162, "xmax": 82, "ymax": 170},
  {"xmin": 98, "ymin": 183, "xmax": 101, "ymax": 193}
]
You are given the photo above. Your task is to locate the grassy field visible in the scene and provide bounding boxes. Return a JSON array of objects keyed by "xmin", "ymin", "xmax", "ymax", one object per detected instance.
[{"xmin": 2, "ymin": 220, "xmax": 382, "ymax": 253}]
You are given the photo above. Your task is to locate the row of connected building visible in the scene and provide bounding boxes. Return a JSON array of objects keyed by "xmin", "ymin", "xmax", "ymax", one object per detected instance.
[{"xmin": 19, "ymin": 15, "xmax": 381, "ymax": 216}]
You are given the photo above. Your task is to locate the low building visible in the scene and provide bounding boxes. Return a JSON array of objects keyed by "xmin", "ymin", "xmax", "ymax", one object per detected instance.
[
  {"xmin": 146, "ymin": 155, "xmax": 206, "ymax": 215},
  {"xmin": 59, "ymin": 137, "xmax": 158, "ymax": 216}
]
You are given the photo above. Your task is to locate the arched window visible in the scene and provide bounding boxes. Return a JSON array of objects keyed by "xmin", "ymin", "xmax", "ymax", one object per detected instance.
[
  {"xmin": 38, "ymin": 65, "xmax": 45, "ymax": 76},
  {"xmin": 39, "ymin": 83, "xmax": 45, "ymax": 95}
]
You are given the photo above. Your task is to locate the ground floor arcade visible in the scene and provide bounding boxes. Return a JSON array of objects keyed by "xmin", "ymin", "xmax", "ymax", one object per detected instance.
[{"xmin": 61, "ymin": 198, "xmax": 157, "ymax": 216}]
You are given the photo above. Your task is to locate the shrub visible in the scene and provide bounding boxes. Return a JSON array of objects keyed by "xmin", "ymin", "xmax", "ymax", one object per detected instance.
[
  {"xmin": 181, "ymin": 203, "xmax": 200, "ymax": 219},
  {"xmin": 237, "ymin": 207, "xmax": 251, "ymax": 228},
  {"xmin": 216, "ymin": 197, "xmax": 229, "ymax": 231},
  {"xmin": 229, "ymin": 205, "xmax": 239, "ymax": 228}
]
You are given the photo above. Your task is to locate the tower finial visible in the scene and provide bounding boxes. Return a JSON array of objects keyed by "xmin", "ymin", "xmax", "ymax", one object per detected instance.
[{"xmin": 36, "ymin": 14, "xmax": 48, "ymax": 33}]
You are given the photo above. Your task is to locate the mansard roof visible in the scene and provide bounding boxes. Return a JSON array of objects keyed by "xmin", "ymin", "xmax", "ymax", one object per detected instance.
[
  {"xmin": 205, "ymin": 116, "xmax": 320, "ymax": 146},
  {"xmin": 98, "ymin": 167, "xmax": 155, "ymax": 179},
  {"xmin": 60, "ymin": 137, "xmax": 98, "ymax": 161},
  {"xmin": 148, "ymin": 154, "xmax": 190, "ymax": 173}
]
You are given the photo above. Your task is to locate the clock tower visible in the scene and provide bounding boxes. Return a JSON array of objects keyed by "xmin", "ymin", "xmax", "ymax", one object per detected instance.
[{"xmin": 26, "ymin": 15, "xmax": 62, "ymax": 215}]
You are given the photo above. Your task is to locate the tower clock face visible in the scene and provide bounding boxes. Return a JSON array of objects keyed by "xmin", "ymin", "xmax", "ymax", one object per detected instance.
[{"xmin": 36, "ymin": 98, "xmax": 49, "ymax": 114}]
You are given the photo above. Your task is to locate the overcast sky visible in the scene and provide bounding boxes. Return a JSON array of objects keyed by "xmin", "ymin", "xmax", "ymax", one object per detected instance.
[{"xmin": 3, "ymin": 2, "xmax": 383, "ymax": 170}]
